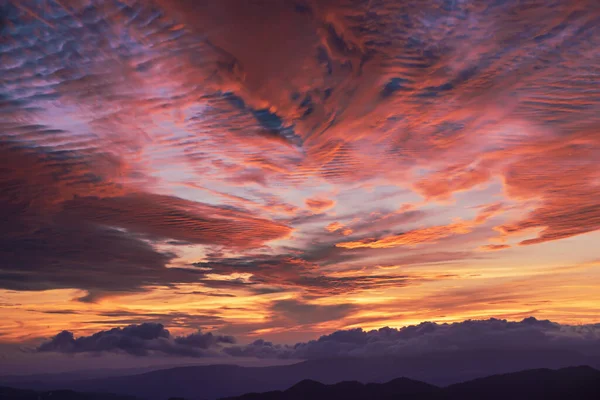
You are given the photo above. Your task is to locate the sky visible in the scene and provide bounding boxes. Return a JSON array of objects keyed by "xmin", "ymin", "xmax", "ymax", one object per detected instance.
[{"xmin": 0, "ymin": 0, "xmax": 599, "ymax": 371}]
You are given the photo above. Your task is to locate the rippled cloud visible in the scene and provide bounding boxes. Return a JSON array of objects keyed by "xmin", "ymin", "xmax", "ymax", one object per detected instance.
[{"xmin": 0, "ymin": 0, "xmax": 599, "ymax": 341}]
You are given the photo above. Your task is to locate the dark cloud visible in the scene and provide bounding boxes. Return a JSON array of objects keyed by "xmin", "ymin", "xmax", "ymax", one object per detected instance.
[
  {"xmin": 0, "ymin": 170, "xmax": 182, "ymax": 294},
  {"xmin": 175, "ymin": 290, "xmax": 237, "ymax": 298},
  {"xmin": 270, "ymin": 299, "xmax": 357, "ymax": 325},
  {"xmin": 226, "ymin": 317, "xmax": 600, "ymax": 359},
  {"xmin": 92, "ymin": 311, "xmax": 225, "ymax": 330},
  {"xmin": 223, "ymin": 92, "xmax": 301, "ymax": 146},
  {"xmin": 34, "ymin": 310, "xmax": 81, "ymax": 315},
  {"xmin": 194, "ymin": 254, "xmax": 409, "ymax": 295},
  {"xmin": 36, "ymin": 318, "xmax": 600, "ymax": 359},
  {"xmin": 37, "ymin": 323, "xmax": 235, "ymax": 357},
  {"xmin": 0, "ymin": 134, "xmax": 291, "ymax": 298},
  {"xmin": 224, "ymin": 338, "xmax": 295, "ymax": 359},
  {"xmin": 64, "ymin": 192, "xmax": 291, "ymax": 249}
]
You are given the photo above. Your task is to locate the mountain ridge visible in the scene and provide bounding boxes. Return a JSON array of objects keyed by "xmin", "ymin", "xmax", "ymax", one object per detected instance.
[
  {"xmin": 222, "ymin": 366, "xmax": 600, "ymax": 400},
  {"xmin": 3, "ymin": 349, "xmax": 599, "ymax": 399},
  {"xmin": 2, "ymin": 366, "xmax": 598, "ymax": 400}
]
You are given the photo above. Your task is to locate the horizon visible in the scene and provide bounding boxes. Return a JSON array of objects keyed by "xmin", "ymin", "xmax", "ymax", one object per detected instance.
[
  {"xmin": 2, "ymin": 315, "xmax": 600, "ymax": 375},
  {"xmin": 1, "ymin": 0, "xmax": 600, "ymax": 387}
]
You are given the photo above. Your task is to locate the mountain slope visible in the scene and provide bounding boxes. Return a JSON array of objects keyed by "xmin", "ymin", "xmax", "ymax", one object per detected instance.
[
  {"xmin": 0, "ymin": 386, "xmax": 138, "ymax": 400},
  {"xmin": 2, "ymin": 366, "xmax": 598, "ymax": 400},
  {"xmin": 4, "ymin": 349, "xmax": 598, "ymax": 400},
  {"xmin": 445, "ymin": 366, "xmax": 600, "ymax": 400},
  {"xmin": 223, "ymin": 366, "xmax": 600, "ymax": 400},
  {"xmin": 226, "ymin": 378, "xmax": 441, "ymax": 400}
]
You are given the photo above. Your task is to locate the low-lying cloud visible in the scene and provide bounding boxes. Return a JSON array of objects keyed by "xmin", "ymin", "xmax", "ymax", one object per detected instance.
[
  {"xmin": 37, "ymin": 323, "xmax": 235, "ymax": 357},
  {"xmin": 38, "ymin": 318, "xmax": 600, "ymax": 359}
]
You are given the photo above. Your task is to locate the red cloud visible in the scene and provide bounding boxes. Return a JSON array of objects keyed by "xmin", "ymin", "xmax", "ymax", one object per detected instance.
[
  {"xmin": 336, "ymin": 221, "xmax": 473, "ymax": 249},
  {"xmin": 306, "ymin": 197, "xmax": 336, "ymax": 212},
  {"xmin": 65, "ymin": 193, "xmax": 292, "ymax": 249},
  {"xmin": 479, "ymin": 244, "xmax": 511, "ymax": 252},
  {"xmin": 497, "ymin": 130, "xmax": 600, "ymax": 245},
  {"xmin": 325, "ymin": 222, "xmax": 352, "ymax": 235},
  {"xmin": 337, "ymin": 204, "xmax": 501, "ymax": 249}
]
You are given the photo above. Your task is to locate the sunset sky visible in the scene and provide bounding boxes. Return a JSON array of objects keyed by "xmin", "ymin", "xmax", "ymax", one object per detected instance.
[{"xmin": 1, "ymin": 0, "xmax": 599, "ymax": 368}]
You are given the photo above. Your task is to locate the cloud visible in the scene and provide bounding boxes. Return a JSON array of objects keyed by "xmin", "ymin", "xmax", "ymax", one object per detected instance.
[
  {"xmin": 326, "ymin": 222, "xmax": 345, "ymax": 232},
  {"xmin": 497, "ymin": 132, "xmax": 600, "ymax": 245},
  {"xmin": 0, "ymin": 141, "xmax": 289, "ymax": 298},
  {"xmin": 37, "ymin": 323, "xmax": 235, "ymax": 357},
  {"xmin": 65, "ymin": 192, "xmax": 291, "ymax": 249},
  {"xmin": 345, "ymin": 210, "xmax": 427, "ymax": 238},
  {"xmin": 336, "ymin": 205, "xmax": 505, "ymax": 249},
  {"xmin": 223, "ymin": 338, "xmax": 296, "ymax": 359},
  {"xmin": 479, "ymin": 244, "xmax": 511, "ymax": 251},
  {"xmin": 414, "ymin": 162, "xmax": 493, "ymax": 201},
  {"xmin": 227, "ymin": 317, "xmax": 600, "ymax": 359},
  {"xmin": 336, "ymin": 221, "xmax": 474, "ymax": 249},
  {"xmin": 305, "ymin": 197, "xmax": 336, "ymax": 212},
  {"xmin": 321, "ymin": 210, "xmax": 427, "ymax": 241},
  {"xmin": 35, "ymin": 317, "xmax": 600, "ymax": 359},
  {"xmin": 270, "ymin": 299, "xmax": 358, "ymax": 325},
  {"xmin": 194, "ymin": 254, "xmax": 410, "ymax": 296}
]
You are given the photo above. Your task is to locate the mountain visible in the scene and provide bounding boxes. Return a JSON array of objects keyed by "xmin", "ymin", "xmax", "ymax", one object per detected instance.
[
  {"xmin": 0, "ymin": 386, "xmax": 138, "ymax": 400},
  {"xmin": 223, "ymin": 366, "xmax": 600, "ymax": 400},
  {"xmin": 445, "ymin": 366, "xmax": 600, "ymax": 400},
  {"xmin": 2, "ymin": 366, "xmax": 598, "ymax": 400},
  {"xmin": 0, "ymin": 363, "xmax": 221, "ymax": 387},
  {"xmin": 226, "ymin": 378, "xmax": 441, "ymax": 400},
  {"xmin": 3, "ymin": 349, "xmax": 599, "ymax": 400}
]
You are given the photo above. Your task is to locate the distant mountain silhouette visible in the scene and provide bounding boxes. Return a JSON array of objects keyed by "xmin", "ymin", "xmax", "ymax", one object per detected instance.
[
  {"xmin": 445, "ymin": 366, "xmax": 600, "ymax": 400},
  {"xmin": 2, "ymin": 366, "xmax": 598, "ymax": 400},
  {"xmin": 0, "ymin": 364, "xmax": 209, "ymax": 387},
  {"xmin": 223, "ymin": 366, "xmax": 600, "ymax": 400},
  {"xmin": 0, "ymin": 386, "xmax": 137, "ymax": 400},
  {"xmin": 226, "ymin": 377, "xmax": 440, "ymax": 400},
  {"xmin": 3, "ymin": 349, "xmax": 599, "ymax": 400}
]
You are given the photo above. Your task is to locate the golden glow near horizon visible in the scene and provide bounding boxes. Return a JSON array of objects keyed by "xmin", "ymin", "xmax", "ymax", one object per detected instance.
[{"xmin": 2, "ymin": 250, "xmax": 599, "ymax": 342}]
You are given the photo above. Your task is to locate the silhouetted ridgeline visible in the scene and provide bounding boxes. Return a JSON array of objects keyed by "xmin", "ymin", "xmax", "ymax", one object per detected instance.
[
  {"xmin": 222, "ymin": 366, "xmax": 600, "ymax": 400},
  {"xmin": 1, "ymin": 366, "xmax": 599, "ymax": 400},
  {"xmin": 3, "ymin": 349, "xmax": 599, "ymax": 399},
  {"xmin": 0, "ymin": 386, "xmax": 137, "ymax": 400}
]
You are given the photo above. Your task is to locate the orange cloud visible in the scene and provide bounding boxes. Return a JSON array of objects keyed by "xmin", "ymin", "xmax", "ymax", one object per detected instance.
[
  {"xmin": 326, "ymin": 222, "xmax": 352, "ymax": 235},
  {"xmin": 496, "ymin": 131, "xmax": 600, "ymax": 245},
  {"xmin": 414, "ymin": 162, "xmax": 494, "ymax": 201},
  {"xmin": 66, "ymin": 192, "xmax": 292, "ymax": 249},
  {"xmin": 336, "ymin": 221, "xmax": 473, "ymax": 249},
  {"xmin": 337, "ymin": 203, "xmax": 503, "ymax": 249},
  {"xmin": 478, "ymin": 244, "xmax": 511, "ymax": 251},
  {"xmin": 474, "ymin": 202, "xmax": 505, "ymax": 224},
  {"xmin": 306, "ymin": 197, "xmax": 336, "ymax": 212},
  {"xmin": 326, "ymin": 222, "xmax": 344, "ymax": 232}
]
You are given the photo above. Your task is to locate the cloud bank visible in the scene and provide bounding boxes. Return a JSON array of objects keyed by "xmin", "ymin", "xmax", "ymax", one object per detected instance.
[
  {"xmin": 38, "ymin": 318, "xmax": 600, "ymax": 358},
  {"xmin": 37, "ymin": 323, "xmax": 235, "ymax": 357}
]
